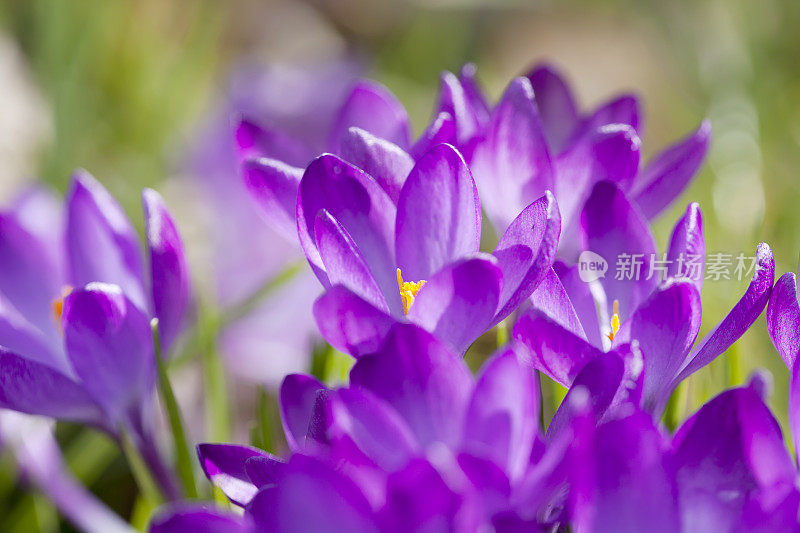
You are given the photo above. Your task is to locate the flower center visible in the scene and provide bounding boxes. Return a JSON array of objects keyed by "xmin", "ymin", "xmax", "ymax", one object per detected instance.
[
  {"xmin": 606, "ymin": 299, "xmax": 620, "ymax": 343},
  {"xmin": 396, "ymin": 268, "xmax": 426, "ymax": 315},
  {"xmin": 51, "ymin": 285, "xmax": 74, "ymax": 326}
]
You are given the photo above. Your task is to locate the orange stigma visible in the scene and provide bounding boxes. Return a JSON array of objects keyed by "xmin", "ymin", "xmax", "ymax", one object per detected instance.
[
  {"xmin": 51, "ymin": 286, "xmax": 74, "ymax": 326},
  {"xmin": 397, "ymin": 268, "xmax": 426, "ymax": 315},
  {"xmin": 607, "ymin": 300, "xmax": 620, "ymax": 343}
]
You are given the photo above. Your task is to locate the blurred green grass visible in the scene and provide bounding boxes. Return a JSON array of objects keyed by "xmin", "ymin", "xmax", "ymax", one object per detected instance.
[{"xmin": 1, "ymin": 0, "xmax": 800, "ymax": 530}]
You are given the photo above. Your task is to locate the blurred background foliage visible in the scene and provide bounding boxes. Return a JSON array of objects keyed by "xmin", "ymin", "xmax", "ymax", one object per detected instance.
[{"xmin": 1, "ymin": 0, "xmax": 800, "ymax": 530}]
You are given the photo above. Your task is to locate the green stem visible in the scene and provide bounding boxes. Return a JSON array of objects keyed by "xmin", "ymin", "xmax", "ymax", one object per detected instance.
[
  {"xmin": 152, "ymin": 318, "xmax": 198, "ymax": 498},
  {"xmin": 255, "ymin": 387, "xmax": 276, "ymax": 454},
  {"xmin": 200, "ymin": 309, "xmax": 230, "ymax": 442},
  {"xmin": 119, "ymin": 428, "xmax": 164, "ymax": 506}
]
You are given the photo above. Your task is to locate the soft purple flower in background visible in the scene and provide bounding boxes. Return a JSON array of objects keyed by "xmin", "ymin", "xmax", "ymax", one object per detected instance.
[
  {"xmin": 515, "ymin": 186, "xmax": 774, "ymax": 415},
  {"xmin": 461, "ymin": 64, "xmax": 710, "ymax": 257},
  {"xmin": 0, "ymin": 412, "xmax": 134, "ymax": 533},
  {"xmin": 0, "ymin": 172, "xmax": 191, "ymax": 497},
  {"xmin": 185, "ymin": 60, "xmax": 366, "ymax": 384}
]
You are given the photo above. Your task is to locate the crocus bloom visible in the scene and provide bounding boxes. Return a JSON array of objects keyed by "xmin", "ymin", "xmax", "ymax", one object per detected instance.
[
  {"xmin": 0, "ymin": 172, "xmax": 191, "ymax": 496},
  {"xmin": 514, "ymin": 183, "xmax": 774, "ymax": 414},
  {"xmin": 283, "ymin": 142, "xmax": 561, "ymax": 356},
  {"xmin": 463, "ymin": 64, "xmax": 710, "ymax": 257}
]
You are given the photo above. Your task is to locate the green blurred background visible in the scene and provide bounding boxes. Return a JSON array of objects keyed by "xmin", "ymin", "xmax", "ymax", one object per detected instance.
[{"xmin": 0, "ymin": 0, "xmax": 799, "ymax": 530}]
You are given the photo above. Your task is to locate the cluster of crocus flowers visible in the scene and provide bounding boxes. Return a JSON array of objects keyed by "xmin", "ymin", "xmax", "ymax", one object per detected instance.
[{"xmin": 2, "ymin": 61, "xmax": 799, "ymax": 533}]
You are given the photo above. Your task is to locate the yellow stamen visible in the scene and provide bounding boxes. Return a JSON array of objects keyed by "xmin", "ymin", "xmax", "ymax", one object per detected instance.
[
  {"xmin": 397, "ymin": 268, "xmax": 426, "ymax": 315},
  {"xmin": 607, "ymin": 300, "xmax": 620, "ymax": 343},
  {"xmin": 52, "ymin": 286, "xmax": 74, "ymax": 327}
]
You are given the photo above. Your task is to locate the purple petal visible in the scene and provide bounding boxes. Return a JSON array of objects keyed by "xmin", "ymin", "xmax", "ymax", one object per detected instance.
[
  {"xmin": 350, "ymin": 323, "xmax": 473, "ymax": 448},
  {"xmin": 339, "ymin": 127, "xmax": 415, "ymax": 204},
  {"xmin": 395, "ymin": 143, "xmax": 481, "ymax": 281},
  {"xmin": 462, "ymin": 344, "xmax": 540, "ymax": 480},
  {"xmin": 673, "ymin": 243, "xmax": 775, "ymax": 387},
  {"xmin": 279, "ymin": 374, "xmax": 326, "ymax": 451},
  {"xmin": 613, "ymin": 280, "xmax": 701, "ymax": 412},
  {"xmin": 297, "ymin": 154, "xmax": 399, "ymax": 313},
  {"xmin": 571, "ymin": 411, "xmax": 679, "ymax": 532},
  {"xmin": 66, "ymin": 171, "xmax": 146, "ymax": 311},
  {"xmin": 553, "ymin": 261, "xmax": 604, "ymax": 347},
  {"xmin": 547, "ymin": 345, "xmax": 643, "ymax": 440},
  {"xmin": 434, "ymin": 71, "xmax": 484, "ymax": 158},
  {"xmin": 579, "ymin": 181, "xmax": 658, "ymax": 320},
  {"xmin": 7, "ymin": 186, "xmax": 64, "ymax": 271},
  {"xmin": 471, "ymin": 77, "xmax": 554, "ymax": 233},
  {"xmin": 525, "ymin": 64, "xmax": 579, "ymax": 152},
  {"xmin": 197, "ymin": 443, "xmax": 271, "ymax": 507},
  {"xmin": 0, "ymin": 212, "xmax": 64, "ymax": 336},
  {"xmin": 0, "ymin": 296, "xmax": 67, "ymax": 372},
  {"xmin": 150, "ymin": 504, "xmax": 254, "ymax": 533},
  {"xmin": 766, "ymin": 272, "xmax": 800, "ymax": 369},
  {"xmin": 512, "ymin": 308, "xmax": 604, "ymax": 387},
  {"xmin": 329, "ymin": 80, "xmax": 411, "ymax": 152},
  {"xmin": 529, "ymin": 267, "xmax": 586, "ymax": 339},
  {"xmin": 383, "ymin": 458, "xmax": 469, "ymax": 531},
  {"xmin": 244, "ymin": 455, "xmax": 285, "ymax": 488},
  {"xmin": 458, "ymin": 63, "xmax": 491, "ymax": 132},
  {"xmin": 570, "ymin": 94, "xmax": 641, "ymax": 146},
  {"xmin": 0, "ymin": 349, "xmax": 104, "ymax": 425},
  {"xmin": 492, "ymin": 191, "xmax": 561, "ymax": 322},
  {"xmin": 242, "ymin": 157, "xmax": 303, "ymax": 242},
  {"xmin": 62, "ymin": 283, "xmax": 154, "ymax": 422},
  {"xmin": 247, "ymin": 454, "xmax": 379, "ymax": 532},
  {"xmin": 66, "ymin": 171, "xmax": 147, "ymax": 309},
  {"xmin": 406, "ymin": 255, "xmax": 502, "ymax": 354},
  {"xmin": 666, "ymin": 202, "xmax": 705, "ymax": 294},
  {"xmin": 313, "ymin": 286, "xmax": 397, "ymax": 358},
  {"xmin": 315, "ymin": 387, "xmax": 419, "ymax": 471},
  {"xmin": 410, "ymin": 111, "xmax": 457, "ymax": 161},
  {"xmin": 555, "ymin": 124, "xmax": 641, "ymax": 234},
  {"xmin": 789, "ymin": 360, "xmax": 800, "ymax": 463},
  {"xmin": 672, "ymin": 386, "xmax": 797, "ymax": 532},
  {"xmin": 234, "ymin": 118, "xmax": 310, "ymax": 169},
  {"xmin": 142, "ymin": 189, "xmax": 190, "ymax": 354},
  {"xmin": 631, "ymin": 120, "xmax": 711, "ymax": 220},
  {"xmin": 315, "ymin": 210, "xmax": 388, "ymax": 312}
]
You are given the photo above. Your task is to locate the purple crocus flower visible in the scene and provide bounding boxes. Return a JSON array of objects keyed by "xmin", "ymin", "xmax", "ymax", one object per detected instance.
[
  {"xmin": 514, "ymin": 183, "xmax": 774, "ymax": 415},
  {"xmin": 462, "ymin": 64, "xmax": 710, "ymax": 256},
  {"xmin": 276, "ymin": 143, "xmax": 561, "ymax": 356},
  {"xmin": 0, "ymin": 172, "xmax": 191, "ymax": 496}
]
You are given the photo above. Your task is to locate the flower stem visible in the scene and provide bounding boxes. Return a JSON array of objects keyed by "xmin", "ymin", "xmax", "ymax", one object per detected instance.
[
  {"xmin": 151, "ymin": 318, "xmax": 198, "ymax": 498},
  {"xmin": 199, "ymin": 308, "xmax": 230, "ymax": 442},
  {"xmin": 255, "ymin": 386, "xmax": 276, "ymax": 453},
  {"xmin": 119, "ymin": 428, "xmax": 164, "ymax": 505}
]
